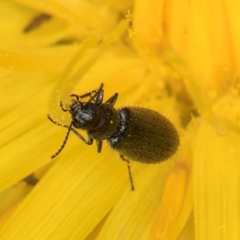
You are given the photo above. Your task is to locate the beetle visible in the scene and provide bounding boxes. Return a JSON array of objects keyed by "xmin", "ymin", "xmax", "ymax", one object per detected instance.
[{"xmin": 47, "ymin": 83, "xmax": 179, "ymax": 190}]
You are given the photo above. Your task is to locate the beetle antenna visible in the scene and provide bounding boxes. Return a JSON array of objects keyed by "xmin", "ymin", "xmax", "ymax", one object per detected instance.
[
  {"xmin": 51, "ymin": 123, "xmax": 73, "ymax": 159},
  {"xmin": 47, "ymin": 114, "xmax": 69, "ymax": 128}
]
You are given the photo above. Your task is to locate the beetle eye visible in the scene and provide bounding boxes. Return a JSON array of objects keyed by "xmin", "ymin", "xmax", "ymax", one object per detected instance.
[{"xmin": 85, "ymin": 102, "xmax": 96, "ymax": 112}]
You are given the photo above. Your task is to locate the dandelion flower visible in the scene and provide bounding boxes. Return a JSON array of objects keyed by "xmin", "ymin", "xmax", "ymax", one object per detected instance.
[{"xmin": 0, "ymin": 1, "xmax": 239, "ymax": 240}]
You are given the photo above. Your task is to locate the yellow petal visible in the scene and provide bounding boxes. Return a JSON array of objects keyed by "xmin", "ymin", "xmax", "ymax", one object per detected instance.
[{"xmin": 194, "ymin": 121, "xmax": 240, "ymax": 239}]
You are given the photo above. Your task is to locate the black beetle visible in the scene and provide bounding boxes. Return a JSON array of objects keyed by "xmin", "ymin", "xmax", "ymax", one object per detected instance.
[{"xmin": 48, "ymin": 83, "xmax": 179, "ymax": 190}]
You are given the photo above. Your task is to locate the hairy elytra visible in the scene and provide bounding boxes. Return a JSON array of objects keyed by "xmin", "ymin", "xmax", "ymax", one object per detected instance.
[
  {"xmin": 109, "ymin": 107, "xmax": 179, "ymax": 163},
  {"xmin": 48, "ymin": 84, "xmax": 179, "ymax": 190}
]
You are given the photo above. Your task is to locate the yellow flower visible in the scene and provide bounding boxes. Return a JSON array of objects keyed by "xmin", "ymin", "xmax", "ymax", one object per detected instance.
[{"xmin": 0, "ymin": 0, "xmax": 240, "ymax": 240}]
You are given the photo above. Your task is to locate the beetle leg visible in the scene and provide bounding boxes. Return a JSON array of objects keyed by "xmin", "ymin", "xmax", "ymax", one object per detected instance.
[
  {"xmin": 96, "ymin": 140, "xmax": 102, "ymax": 153},
  {"xmin": 87, "ymin": 83, "xmax": 104, "ymax": 104},
  {"xmin": 51, "ymin": 123, "xmax": 73, "ymax": 158},
  {"xmin": 120, "ymin": 154, "xmax": 135, "ymax": 191},
  {"xmin": 94, "ymin": 89, "xmax": 104, "ymax": 105},
  {"xmin": 71, "ymin": 91, "xmax": 96, "ymax": 100},
  {"xmin": 70, "ymin": 128, "xmax": 93, "ymax": 145},
  {"xmin": 77, "ymin": 83, "xmax": 104, "ymax": 104},
  {"xmin": 48, "ymin": 115, "xmax": 93, "ymax": 145},
  {"xmin": 105, "ymin": 93, "xmax": 118, "ymax": 107},
  {"xmin": 48, "ymin": 115, "xmax": 93, "ymax": 158},
  {"xmin": 79, "ymin": 88, "xmax": 99, "ymax": 99},
  {"xmin": 70, "ymin": 83, "xmax": 104, "ymax": 103},
  {"xmin": 70, "ymin": 94, "xmax": 80, "ymax": 101}
]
